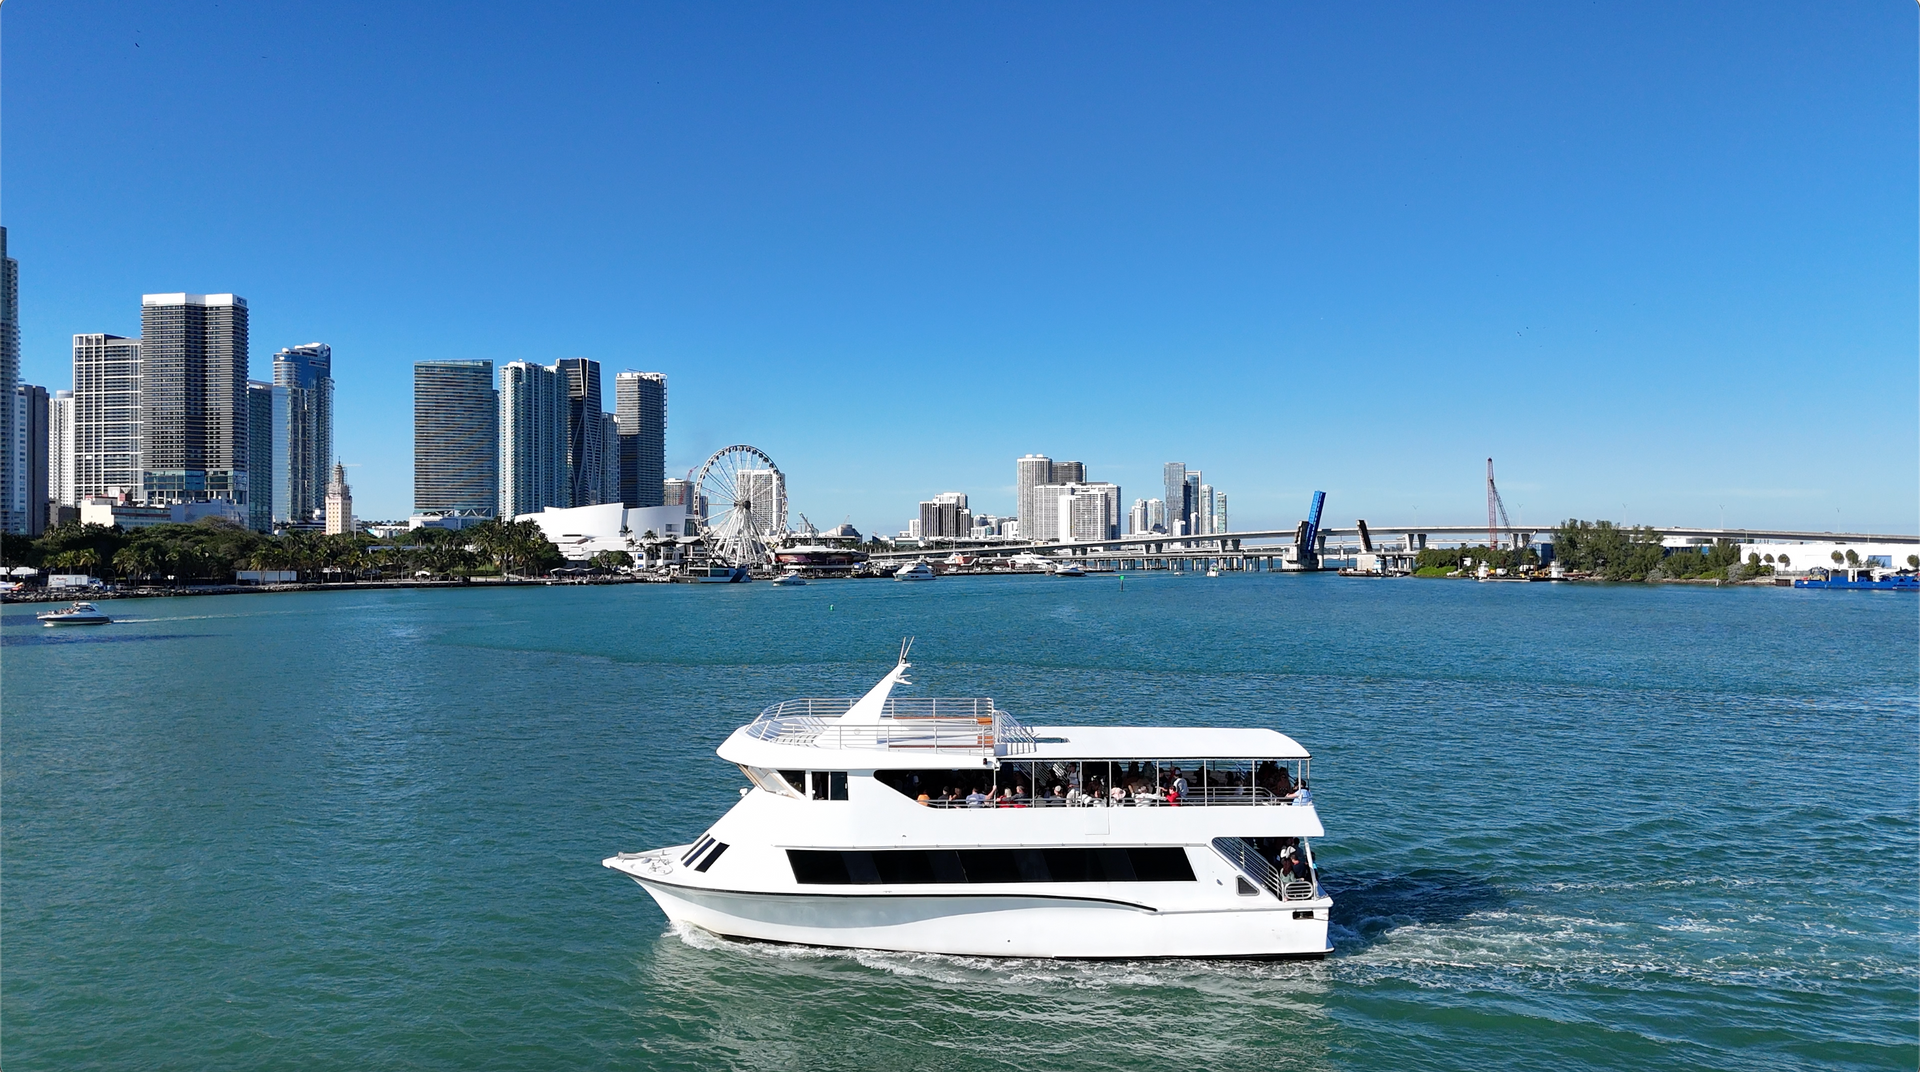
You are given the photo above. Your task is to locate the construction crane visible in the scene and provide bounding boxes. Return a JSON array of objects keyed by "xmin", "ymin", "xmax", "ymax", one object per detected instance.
[{"xmin": 1486, "ymin": 458, "xmax": 1512, "ymax": 550}]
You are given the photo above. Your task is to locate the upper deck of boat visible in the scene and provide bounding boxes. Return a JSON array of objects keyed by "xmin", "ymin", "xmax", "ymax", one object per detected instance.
[{"xmin": 721, "ymin": 696, "xmax": 1309, "ymax": 769}]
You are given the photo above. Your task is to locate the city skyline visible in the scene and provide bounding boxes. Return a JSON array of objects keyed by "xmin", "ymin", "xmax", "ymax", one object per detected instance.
[{"xmin": 5, "ymin": 4, "xmax": 1914, "ymax": 534}]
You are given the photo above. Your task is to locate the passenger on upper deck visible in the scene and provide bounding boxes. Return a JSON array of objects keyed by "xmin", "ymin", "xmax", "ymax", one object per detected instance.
[{"xmin": 966, "ymin": 788, "xmax": 988, "ymax": 807}]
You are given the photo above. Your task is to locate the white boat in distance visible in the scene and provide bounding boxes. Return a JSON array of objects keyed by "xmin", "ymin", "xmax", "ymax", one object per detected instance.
[
  {"xmin": 770, "ymin": 570, "xmax": 808, "ymax": 586},
  {"xmin": 894, "ymin": 562, "xmax": 936, "ymax": 581},
  {"xmin": 604, "ymin": 647, "xmax": 1331, "ymax": 959},
  {"xmin": 1053, "ymin": 563, "xmax": 1086, "ymax": 578},
  {"xmin": 37, "ymin": 601, "xmax": 113, "ymax": 627}
]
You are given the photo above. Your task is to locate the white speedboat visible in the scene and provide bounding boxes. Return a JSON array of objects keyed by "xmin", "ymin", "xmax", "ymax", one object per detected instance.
[
  {"xmin": 605, "ymin": 650, "xmax": 1332, "ymax": 959},
  {"xmin": 1206, "ymin": 568, "xmax": 1220, "ymax": 578},
  {"xmin": 1053, "ymin": 563, "xmax": 1086, "ymax": 578},
  {"xmin": 894, "ymin": 562, "xmax": 936, "ymax": 581},
  {"xmin": 37, "ymin": 601, "xmax": 112, "ymax": 627},
  {"xmin": 770, "ymin": 570, "xmax": 808, "ymax": 586}
]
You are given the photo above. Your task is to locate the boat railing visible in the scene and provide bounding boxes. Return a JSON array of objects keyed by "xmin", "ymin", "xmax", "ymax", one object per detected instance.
[
  {"xmin": 746, "ymin": 697, "xmax": 1037, "ymax": 756},
  {"xmin": 923, "ymin": 787, "xmax": 1296, "ymax": 808},
  {"xmin": 1211, "ymin": 837, "xmax": 1318, "ymax": 901}
]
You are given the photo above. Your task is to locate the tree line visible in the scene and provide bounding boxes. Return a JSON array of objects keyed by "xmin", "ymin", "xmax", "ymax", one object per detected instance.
[{"xmin": 0, "ymin": 517, "xmax": 574, "ymax": 585}]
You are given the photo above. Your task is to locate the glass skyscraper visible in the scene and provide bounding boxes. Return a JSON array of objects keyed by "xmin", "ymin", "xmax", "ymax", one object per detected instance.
[
  {"xmin": 497, "ymin": 361, "xmax": 570, "ymax": 518},
  {"xmin": 614, "ymin": 371, "xmax": 666, "ymax": 508},
  {"xmin": 556, "ymin": 358, "xmax": 603, "ymax": 507},
  {"xmin": 246, "ymin": 381, "xmax": 279, "ymax": 531},
  {"xmin": 413, "ymin": 360, "xmax": 497, "ymax": 514},
  {"xmin": 272, "ymin": 343, "xmax": 333, "ymax": 524}
]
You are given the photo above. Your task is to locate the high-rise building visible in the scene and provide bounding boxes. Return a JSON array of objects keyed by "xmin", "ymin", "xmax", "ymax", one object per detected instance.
[
  {"xmin": 740, "ymin": 468, "xmax": 786, "ymax": 535},
  {"xmin": 1055, "ymin": 460, "xmax": 1087, "ymax": 484},
  {"xmin": 324, "ymin": 461, "xmax": 353, "ymax": 535},
  {"xmin": 1213, "ymin": 492, "xmax": 1228, "ymax": 534},
  {"xmin": 137, "ymin": 293, "xmax": 249, "ymax": 506},
  {"xmin": 414, "ymin": 360, "xmax": 497, "ymax": 515},
  {"xmin": 1184, "ymin": 472, "xmax": 1201, "ymax": 535},
  {"xmin": 72, "ymin": 334, "xmax": 142, "ymax": 501},
  {"xmin": 14, "ymin": 384, "xmax": 48, "ymax": 536},
  {"xmin": 555, "ymin": 358, "xmax": 604, "ymax": 506},
  {"xmin": 246, "ymin": 381, "xmax": 278, "ymax": 531},
  {"xmin": 0, "ymin": 229, "xmax": 19, "ymax": 533},
  {"xmin": 614, "ymin": 371, "xmax": 666, "ymax": 508},
  {"xmin": 1016, "ymin": 454, "xmax": 1053, "ymax": 539},
  {"xmin": 1129, "ymin": 499, "xmax": 1148, "ymax": 536},
  {"xmin": 49, "ymin": 389, "xmax": 74, "ymax": 510},
  {"xmin": 1162, "ymin": 463, "xmax": 1189, "ymax": 537},
  {"xmin": 1147, "ymin": 498, "xmax": 1166, "ymax": 533},
  {"xmin": 1032, "ymin": 481, "xmax": 1121, "ymax": 542},
  {"xmin": 1197, "ymin": 483, "xmax": 1215, "ymax": 535},
  {"xmin": 599, "ymin": 412, "xmax": 619, "ymax": 507},
  {"xmin": 273, "ymin": 343, "xmax": 333, "ymax": 524},
  {"xmin": 498, "ymin": 361, "xmax": 570, "ymax": 517},
  {"xmin": 919, "ymin": 492, "xmax": 972, "ymax": 539}
]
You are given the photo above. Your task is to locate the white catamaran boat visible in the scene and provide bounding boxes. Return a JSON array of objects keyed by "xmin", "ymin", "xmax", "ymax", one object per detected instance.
[
  {"xmin": 37, "ymin": 601, "xmax": 113, "ymax": 626},
  {"xmin": 605, "ymin": 649, "xmax": 1331, "ymax": 959}
]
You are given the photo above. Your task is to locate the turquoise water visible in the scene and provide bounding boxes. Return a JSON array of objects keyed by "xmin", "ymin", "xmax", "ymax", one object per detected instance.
[{"xmin": 4, "ymin": 574, "xmax": 1915, "ymax": 1070}]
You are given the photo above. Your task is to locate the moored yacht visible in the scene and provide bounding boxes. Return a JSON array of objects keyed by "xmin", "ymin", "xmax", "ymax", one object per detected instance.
[
  {"xmin": 604, "ymin": 649, "xmax": 1332, "ymax": 959},
  {"xmin": 893, "ymin": 561, "xmax": 936, "ymax": 581}
]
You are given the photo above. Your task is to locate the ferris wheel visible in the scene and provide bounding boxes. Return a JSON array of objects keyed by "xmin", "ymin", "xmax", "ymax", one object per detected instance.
[{"xmin": 694, "ymin": 445, "xmax": 787, "ymax": 566}]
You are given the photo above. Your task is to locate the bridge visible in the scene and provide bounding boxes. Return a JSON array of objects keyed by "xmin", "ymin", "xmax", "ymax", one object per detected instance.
[{"xmin": 865, "ymin": 524, "xmax": 1920, "ymax": 566}]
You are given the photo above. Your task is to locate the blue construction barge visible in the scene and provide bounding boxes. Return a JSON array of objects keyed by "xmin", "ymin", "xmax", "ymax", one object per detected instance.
[{"xmin": 1793, "ymin": 568, "xmax": 1918, "ymax": 591}]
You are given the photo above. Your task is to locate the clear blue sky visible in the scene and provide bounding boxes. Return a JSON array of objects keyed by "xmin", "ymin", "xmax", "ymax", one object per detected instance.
[{"xmin": 7, "ymin": 2, "xmax": 1915, "ymax": 533}]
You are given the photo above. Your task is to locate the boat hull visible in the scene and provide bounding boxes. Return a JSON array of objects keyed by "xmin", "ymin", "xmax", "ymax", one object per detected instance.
[
  {"xmin": 618, "ymin": 872, "xmax": 1331, "ymax": 960},
  {"xmin": 39, "ymin": 615, "xmax": 111, "ymax": 626}
]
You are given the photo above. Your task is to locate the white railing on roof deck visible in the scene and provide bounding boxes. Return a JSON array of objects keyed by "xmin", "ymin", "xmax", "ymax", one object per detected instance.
[{"xmin": 746, "ymin": 697, "xmax": 1037, "ymax": 756}]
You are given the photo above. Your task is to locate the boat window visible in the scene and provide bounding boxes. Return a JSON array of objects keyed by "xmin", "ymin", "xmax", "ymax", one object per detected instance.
[
  {"xmin": 876, "ymin": 762, "xmax": 1308, "ymax": 806},
  {"xmin": 779, "ymin": 770, "xmax": 806, "ymax": 794},
  {"xmin": 786, "ymin": 847, "xmax": 1196, "ymax": 885},
  {"xmin": 809, "ymin": 771, "xmax": 849, "ymax": 801},
  {"xmin": 740, "ymin": 765, "xmax": 806, "ymax": 798}
]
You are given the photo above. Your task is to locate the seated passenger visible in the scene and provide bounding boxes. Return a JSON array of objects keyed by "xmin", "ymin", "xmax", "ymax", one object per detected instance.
[
  {"xmin": 1287, "ymin": 781, "xmax": 1312, "ymax": 806},
  {"xmin": 1166, "ymin": 784, "xmax": 1182, "ymax": 806},
  {"xmin": 916, "ymin": 791, "xmax": 931, "ymax": 806},
  {"xmin": 1110, "ymin": 785, "xmax": 1127, "ymax": 806},
  {"xmin": 1050, "ymin": 785, "xmax": 1068, "ymax": 805},
  {"xmin": 965, "ymin": 788, "xmax": 989, "ymax": 808}
]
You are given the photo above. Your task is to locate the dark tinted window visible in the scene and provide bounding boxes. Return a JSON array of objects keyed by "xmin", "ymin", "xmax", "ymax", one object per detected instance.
[
  {"xmin": 787, "ymin": 847, "xmax": 1195, "ymax": 885},
  {"xmin": 693, "ymin": 842, "xmax": 728, "ymax": 872}
]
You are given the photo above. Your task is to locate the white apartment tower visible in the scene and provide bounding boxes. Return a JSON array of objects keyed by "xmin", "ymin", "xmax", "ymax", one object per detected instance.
[
  {"xmin": 72, "ymin": 333, "xmax": 142, "ymax": 500},
  {"xmin": 1016, "ymin": 454, "xmax": 1053, "ymax": 540},
  {"xmin": 49, "ymin": 389, "xmax": 74, "ymax": 508}
]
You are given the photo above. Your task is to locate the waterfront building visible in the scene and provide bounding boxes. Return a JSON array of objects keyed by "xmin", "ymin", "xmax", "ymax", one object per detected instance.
[
  {"xmin": 1016, "ymin": 454, "xmax": 1053, "ymax": 539},
  {"xmin": 13, "ymin": 384, "xmax": 48, "ymax": 535},
  {"xmin": 72, "ymin": 334, "xmax": 142, "ymax": 501},
  {"xmin": 556, "ymin": 358, "xmax": 605, "ymax": 506},
  {"xmin": 1184, "ymin": 472, "xmax": 1202, "ymax": 535},
  {"xmin": 498, "ymin": 361, "xmax": 571, "ymax": 517},
  {"xmin": 272, "ymin": 343, "xmax": 333, "ymax": 525},
  {"xmin": 1197, "ymin": 483, "xmax": 1215, "ymax": 536},
  {"xmin": 1213, "ymin": 492, "xmax": 1228, "ymax": 534},
  {"xmin": 919, "ymin": 492, "xmax": 972, "ymax": 539},
  {"xmin": 1031, "ymin": 481, "xmax": 1122, "ymax": 542},
  {"xmin": 413, "ymin": 360, "xmax": 497, "ymax": 515},
  {"xmin": 408, "ymin": 509, "xmax": 494, "ymax": 532},
  {"xmin": 0, "ymin": 229, "xmax": 18, "ymax": 533},
  {"xmin": 245, "ymin": 381, "xmax": 281, "ymax": 532},
  {"xmin": 1162, "ymin": 463, "xmax": 1191, "ymax": 537},
  {"xmin": 48, "ymin": 389, "xmax": 74, "ymax": 510},
  {"xmin": 907, "ymin": 518, "xmax": 923, "ymax": 540},
  {"xmin": 614, "ymin": 371, "xmax": 666, "ymax": 508},
  {"xmin": 1148, "ymin": 497, "xmax": 1166, "ymax": 533},
  {"xmin": 1129, "ymin": 498, "xmax": 1148, "ymax": 536},
  {"xmin": 79, "ymin": 494, "xmax": 242, "ymax": 530},
  {"xmin": 138, "ymin": 293, "xmax": 249, "ymax": 506},
  {"xmin": 324, "ymin": 461, "xmax": 353, "ymax": 535}
]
